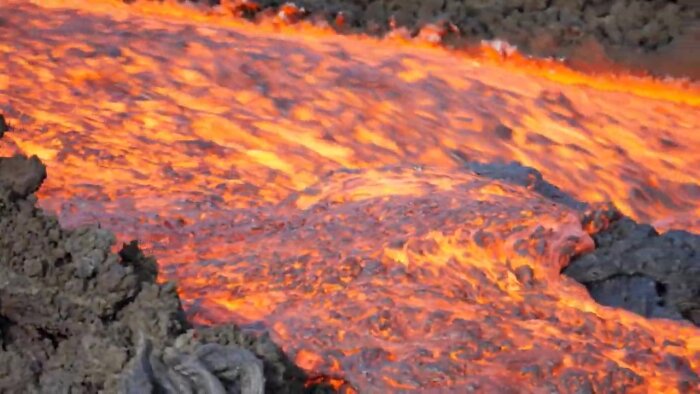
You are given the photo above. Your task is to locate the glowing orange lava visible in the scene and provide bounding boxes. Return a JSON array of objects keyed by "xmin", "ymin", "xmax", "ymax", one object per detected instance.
[{"xmin": 1, "ymin": 0, "xmax": 699, "ymax": 392}]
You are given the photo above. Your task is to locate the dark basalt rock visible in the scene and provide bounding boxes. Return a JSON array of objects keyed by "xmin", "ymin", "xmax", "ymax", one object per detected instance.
[
  {"xmin": 564, "ymin": 216, "xmax": 700, "ymax": 326},
  {"xmin": 0, "ymin": 155, "xmax": 46, "ymax": 200},
  {"xmin": 0, "ymin": 120, "xmax": 326, "ymax": 393},
  {"xmin": 0, "ymin": 114, "xmax": 7, "ymax": 138}
]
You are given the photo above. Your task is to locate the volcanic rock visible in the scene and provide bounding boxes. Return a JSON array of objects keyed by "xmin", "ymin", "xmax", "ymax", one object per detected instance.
[
  {"xmin": 183, "ymin": 0, "xmax": 700, "ymax": 78},
  {"xmin": 0, "ymin": 114, "xmax": 7, "ymax": 138},
  {"xmin": 564, "ymin": 215, "xmax": 700, "ymax": 326},
  {"xmin": 0, "ymin": 154, "xmax": 46, "ymax": 200},
  {"xmin": 121, "ymin": 335, "xmax": 265, "ymax": 393},
  {"xmin": 0, "ymin": 125, "xmax": 323, "ymax": 393}
]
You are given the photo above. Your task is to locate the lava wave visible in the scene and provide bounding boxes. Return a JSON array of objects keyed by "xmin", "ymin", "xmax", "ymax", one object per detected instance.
[
  {"xmin": 171, "ymin": 166, "xmax": 698, "ymax": 392},
  {"xmin": 1, "ymin": 0, "xmax": 700, "ymax": 392}
]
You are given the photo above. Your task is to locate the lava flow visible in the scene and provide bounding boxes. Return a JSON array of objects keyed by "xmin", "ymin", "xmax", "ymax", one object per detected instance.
[{"xmin": 1, "ymin": 0, "xmax": 700, "ymax": 392}]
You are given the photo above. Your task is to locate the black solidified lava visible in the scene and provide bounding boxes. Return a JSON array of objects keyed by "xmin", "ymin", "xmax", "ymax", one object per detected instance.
[
  {"xmin": 0, "ymin": 114, "xmax": 8, "ymax": 138},
  {"xmin": 565, "ymin": 211, "xmax": 700, "ymax": 326},
  {"xmin": 0, "ymin": 124, "xmax": 331, "ymax": 393}
]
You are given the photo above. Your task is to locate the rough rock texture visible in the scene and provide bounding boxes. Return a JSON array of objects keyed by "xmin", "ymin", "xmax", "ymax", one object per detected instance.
[
  {"xmin": 122, "ymin": 333, "xmax": 263, "ymax": 393},
  {"xmin": 564, "ymin": 211, "xmax": 700, "ymax": 326},
  {"xmin": 0, "ymin": 130, "xmax": 324, "ymax": 393},
  {"xmin": 191, "ymin": 0, "xmax": 700, "ymax": 78},
  {"xmin": 0, "ymin": 114, "xmax": 7, "ymax": 138},
  {"xmin": 0, "ymin": 155, "xmax": 46, "ymax": 200}
]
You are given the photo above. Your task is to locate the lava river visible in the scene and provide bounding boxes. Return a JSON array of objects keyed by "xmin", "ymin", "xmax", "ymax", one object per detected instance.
[{"xmin": 1, "ymin": 0, "xmax": 700, "ymax": 392}]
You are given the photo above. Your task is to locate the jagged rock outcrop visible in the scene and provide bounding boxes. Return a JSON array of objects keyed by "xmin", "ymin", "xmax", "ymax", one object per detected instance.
[
  {"xmin": 0, "ymin": 120, "xmax": 325, "ymax": 393},
  {"xmin": 564, "ymin": 213, "xmax": 700, "ymax": 326}
]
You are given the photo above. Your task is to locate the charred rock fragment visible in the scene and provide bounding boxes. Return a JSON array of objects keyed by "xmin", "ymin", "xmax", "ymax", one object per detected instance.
[
  {"xmin": 564, "ymin": 216, "xmax": 700, "ymax": 326},
  {"xmin": 0, "ymin": 114, "xmax": 7, "ymax": 137},
  {"xmin": 0, "ymin": 124, "xmax": 323, "ymax": 393},
  {"xmin": 0, "ymin": 154, "xmax": 46, "ymax": 200}
]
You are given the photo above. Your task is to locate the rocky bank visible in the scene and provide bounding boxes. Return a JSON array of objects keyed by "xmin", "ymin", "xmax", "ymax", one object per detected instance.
[{"xmin": 0, "ymin": 117, "xmax": 330, "ymax": 393}]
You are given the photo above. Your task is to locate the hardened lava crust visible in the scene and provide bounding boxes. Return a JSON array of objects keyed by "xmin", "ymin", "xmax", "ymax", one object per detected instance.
[
  {"xmin": 0, "ymin": 124, "xmax": 330, "ymax": 393},
  {"xmin": 564, "ymin": 213, "xmax": 700, "ymax": 326}
]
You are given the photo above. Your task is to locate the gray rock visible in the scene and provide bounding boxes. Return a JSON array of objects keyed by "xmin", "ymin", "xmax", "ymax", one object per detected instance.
[
  {"xmin": 0, "ymin": 155, "xmax": 46, "ymax": 199},
  {"xmin": 564, "ymin": 216, "xmax": 700, "ymax": 326},
  {"xmin": 0, "ymin": 116, "xmax": 324, "ymax": 393}
]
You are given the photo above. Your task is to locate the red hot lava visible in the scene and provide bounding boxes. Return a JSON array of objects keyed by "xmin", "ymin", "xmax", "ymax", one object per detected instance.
[{"xmin": 1, "ymin": 0, "xmax": 699, "ymax": 392}]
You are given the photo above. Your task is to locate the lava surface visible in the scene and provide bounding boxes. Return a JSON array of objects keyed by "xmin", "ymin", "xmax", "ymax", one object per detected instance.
[{"xmin": 1, "ymin": 0, "xmax": 700, "ymax": 392}]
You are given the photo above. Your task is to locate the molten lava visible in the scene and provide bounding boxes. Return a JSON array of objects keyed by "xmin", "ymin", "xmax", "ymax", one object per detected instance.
[{"xmin": 1, "ymin": 0, "xmax": 699, "ymax": 392}]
